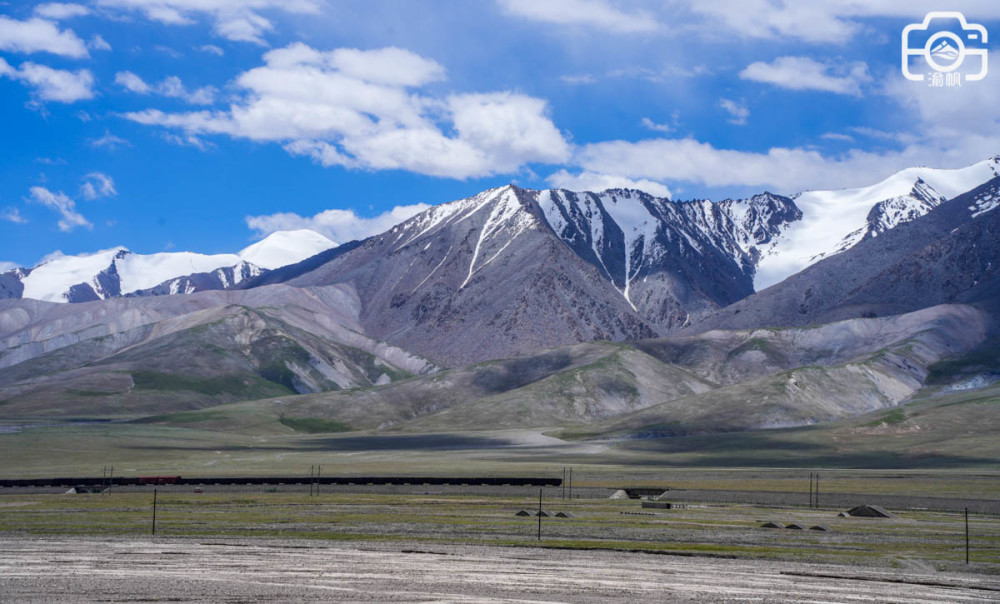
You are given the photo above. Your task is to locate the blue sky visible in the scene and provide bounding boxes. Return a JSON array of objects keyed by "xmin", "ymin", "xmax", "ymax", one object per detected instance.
[{"xmin": 2, "ymin": 0, "xmax": 999, "ymax": 269}]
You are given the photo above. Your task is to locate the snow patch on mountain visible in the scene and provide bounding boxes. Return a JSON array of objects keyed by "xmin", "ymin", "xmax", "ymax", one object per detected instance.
[
  {"xmin": 12, "ymin": 229, "xmax": 336, "ymax": 303},
  {"xmin": 971, "ymin": 189, "xmax": 1000, "ymax": 218},
  {"xmin": 462, "ymin": 186, "xmax": 537, "ymax": 288},
  {"xmin": 755, "ymin": 157, "xmax": 1000, "ymax": 290},
  {"xmin": 117, "ymin": 251, "xmax": 243, "ymax": 293},
  {"xmin": 21, "ymin": 248, "xmax": 126, "ymax": 303},
  {"xmin": 598, "ymin": 190, "xmax": 660, "ymax": 309}
]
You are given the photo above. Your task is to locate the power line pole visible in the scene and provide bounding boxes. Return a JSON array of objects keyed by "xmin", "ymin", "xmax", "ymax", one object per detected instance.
[
  {"xmin": 809, "ymin": 473, "xmax": 813, "ymax": 508},
  {"xmin": 537, "ymin": 489, "xmax": 542, "ymax": 541},
  {"xmin": 562, "ymin": 467, "xmax": 566, "ymax": 500},
  {"xmin": 151, "ymin": 489, "xmax": 158, "ymax": 536},
  {"xmin": 966, "ymin": 507, "xmax": 970, "ymax": 564},
  {"xmin": 568, "ymin": 467, "xmax": 573, "ymax": 500}
]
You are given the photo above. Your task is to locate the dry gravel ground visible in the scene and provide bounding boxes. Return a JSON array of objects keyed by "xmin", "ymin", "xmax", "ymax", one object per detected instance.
[{"xmin": 1, "ymin": 538, "xmax": 998, "ymax": 603}]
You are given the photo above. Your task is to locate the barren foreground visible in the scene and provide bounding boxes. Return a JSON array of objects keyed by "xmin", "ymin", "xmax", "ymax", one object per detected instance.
[{"xmin": 1, "ymin": 538, "xmax": 997, "ymax": 602}]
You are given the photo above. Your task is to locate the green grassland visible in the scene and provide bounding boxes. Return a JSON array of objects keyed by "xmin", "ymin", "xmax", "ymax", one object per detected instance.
[{"xmin": 0, "ymin": 491, "xmax": 997, "ymax": 572}]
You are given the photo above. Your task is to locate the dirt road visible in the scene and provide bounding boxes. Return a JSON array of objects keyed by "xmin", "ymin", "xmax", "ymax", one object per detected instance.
[{"xmin": 1, "ymin": 537, "xmax": 997, "ymax": 602}]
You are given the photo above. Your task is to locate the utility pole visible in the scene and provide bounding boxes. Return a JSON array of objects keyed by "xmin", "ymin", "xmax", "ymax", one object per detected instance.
[
  {"xmin": 815, "ymin": 474, "xmax": 820, "ymax": 508},
  {"xmin": 562, "ymin": 467, "xmax": 566, "ymax": 500},
  {"xmin": 316, "ymin": 465, "xmax": 321, "ymax": 496},
  {"xmin": 151, "ymin": 489, "xmax": 158, "ymax": 536},
  {"xmin": 537, "ymin": 489, "xmax": 542, "ymax": 541},
  {"xmin": 809, "ymin": 473, "xmax": 813, "ymax": 508},
  {"xmin": 966, "ymin": 507, "xmax": 970, "ymax": 564},
  {"xmin": 568, "ymin": 467, "xmax": 573, "ymax": 500},
  {"xmin": 309, "ymin": 465, "xmax": 314, "ymax": 497}
]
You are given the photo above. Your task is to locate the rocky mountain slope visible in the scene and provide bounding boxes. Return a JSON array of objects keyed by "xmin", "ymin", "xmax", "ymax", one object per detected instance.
[
  {"xmin": 276, "ymin": 185, "xmax": 805, "ymax": 365},
  {"xmin": 0, "ymin": 285, "xmax": 433, "ymax": 417},
  {"xmin": 691, "ymin": 175, "xmax": 1000, "ymax": 332},
  {"xmin": 133, "ymin": 303, "xmax": 990, "ymax": 437}
]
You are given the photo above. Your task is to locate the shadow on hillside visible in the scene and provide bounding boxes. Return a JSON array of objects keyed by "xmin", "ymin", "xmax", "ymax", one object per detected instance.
[{"xmin": 608, "ymin": 429, "xmax": 997, "ymax": 469}]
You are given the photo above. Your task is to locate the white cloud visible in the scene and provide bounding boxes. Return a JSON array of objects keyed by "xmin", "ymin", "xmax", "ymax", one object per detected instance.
[
  {"xmin": 163, "ymin": 132, "xmax": 213, "ymax": 150},
  {"xmin": 245, "ymin": 204, "xmax": 432, "ymax": 244},
  {"xmin": 679, "ymin": 1, "xmax": 1000, "ymax": 44},
  {"xmin": 80, "ymin": 173, "xmax": 117, "ymax": 200},
  {"xmin": 89, "ymin": 34, "xmax": 111, "ymax": 51},
  {"xmin": 34, "ymin": 3, "xmax": 91, "ymax": 19},
  {"xmin": 740, "ymin": 56, "xmax": 870, "ymax": 96},
  {"xmin": 0, "ymin": 58, "xmax": 95, "ymax": 103},
  {"xmin": 546, "ymin": 169, "xmax": 672, "ymax": 198},
  {"xmin": 1, "ymin": 207, "xmax": 28, "ymax": 224},
  {"xmin": 199, "ymin": 44, "xmax": 224, "ymax": 56},
  {"xmin": 574, "ymin": 137, "xmax": 977, "ymax": 193},
  {"xmin": 114, "ymin": 70, "xmax": 150, "ymax": 94},
  {"xmin": 821, "ymin": 132, "xmax": 854, "ymax": 142},
  {"xmin": 719, "ymin": 98, "xmax": 748, "ymax": 125},
  {"xmin": 0, "ymin": 261, "xmax": 18, "ymax": 272},
  {"xmin": 0, "ymin": 16, "xmax": 89, "ymax": 58},
  {"xmin": 26, "ymin": 186, "xmax": 91, "ymax": 232},
  {"xmin": 124, "ymin": 43, "xmax": 570, "ymax": 179},
  {"xmin": 498, "ymin": 0, "xmax": 660, "ymax": 33},
  {"xmin": 682, "ymin": 0, "xmax": 858, "ymax": 44},
  {"xmin": 96, "ymin": 0, "xmax": 323, "ymax": 45},
  {"xmin": 640, "ymin": 117, "xmax": 673, "ymax": 134},
  {"xmin": 90, "ymin": 131, "xmax": 130, "ymax": 149},
  {"xmin": 115, "ymin": 71, "xmax": 217, "ymax": 104},
  {"xmin": 327, "ymin": 46, "xmax": 446, "ymax": 87}
]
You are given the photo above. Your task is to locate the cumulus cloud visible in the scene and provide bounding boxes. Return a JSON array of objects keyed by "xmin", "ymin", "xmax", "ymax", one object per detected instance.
[
  {"xmin": 80, "ymin": 173, "xmax": 117, "ymax": 200},
  {"xmin": 245, "ymin": 204, "xmax": 432, "ymax": 244},
  {"xmin": 719, "ymin": 98, "xmax": 748, "ymax": 125},
  {"xmin": 34, "ymin": 3, "xmax": 91, "ymax": 20},
  {"xmin": 96, "ymin": 0, "xmax": 323, "ymax": 45},
  {"xmin": 26, "ymin": 186, "xmax": 91, "ymax": 232},
  {"xmin": 124, "ymin": 43, "xmax": 570, "ymax": 179},
  {"xmin": 546, "ymin": 169, "xmax": 672, "ymax": 198},
  {"xmin": 0, "ymin": 261, "xmax": 18, "ymax": 272},
  {"xmin": 740, "ymin": 56, "xmax": 870, "ymax": 96},
  {"xmin": 0, "ymin": 58, "xmax": 95, "ymax": 103},
  {"xmin": 0, "ymin": 16, "xmax": 89, "ymax": 58},
  {"xmin": 498, "ymin": 0, "xmax": 660, "ymax": 33}
]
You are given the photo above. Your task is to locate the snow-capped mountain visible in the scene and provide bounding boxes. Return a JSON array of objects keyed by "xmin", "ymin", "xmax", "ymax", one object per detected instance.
[
  {"xmin": 754, "ymin": 156, "xmax": 1000, "ymax": 288},
  {"xmin": 253, "ymin": 157, "xmax": 1000, "ymax": 364},
  {"xmin": 1, "ymin": 229, "xmax": 335, "ymax": 303}
]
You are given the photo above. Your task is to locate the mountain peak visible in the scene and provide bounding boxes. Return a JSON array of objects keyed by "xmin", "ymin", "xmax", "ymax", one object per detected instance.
[{"xmin": 239, "ymin": 229, "xmax": 336, "ymax": 270}]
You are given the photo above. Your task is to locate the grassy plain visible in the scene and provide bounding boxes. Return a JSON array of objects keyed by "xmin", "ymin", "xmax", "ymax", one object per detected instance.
[{"xmin": 0, "ymin": 490, "xmax": 997, "ymax": 573}]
